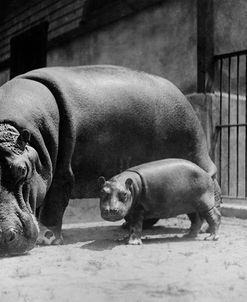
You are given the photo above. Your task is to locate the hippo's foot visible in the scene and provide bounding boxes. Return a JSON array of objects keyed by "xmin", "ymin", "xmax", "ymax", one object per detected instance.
[
  {"xmin": 184, "ymin": 224, "xmax": 202, "ymax": 239},
  {"xmin": 183, "ymin": 231, "xmax": 199, "ymax": 239},
  {"xmin": 203, "ymin": 207, "xmax": 221, "ymax": 241},
  {"xmin": 204, "ymin": 233, "xmax": 219, "ymax": 241},
  {"xmin": 199, "ymin": 223, "xmax": 211, "ymax": 233},
  {"xmin": 36, "ymin": 224, "xmax": 63, "ymax": 245},
  {"xmin": 127, "ymin": 234, "xmax": 142, "ymax": 245}
]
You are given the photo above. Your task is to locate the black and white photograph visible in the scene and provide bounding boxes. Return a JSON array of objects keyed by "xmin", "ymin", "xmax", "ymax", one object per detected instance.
[{"xmin": 0, "ymin": 1, "xmax": 246, "ymax": 301}]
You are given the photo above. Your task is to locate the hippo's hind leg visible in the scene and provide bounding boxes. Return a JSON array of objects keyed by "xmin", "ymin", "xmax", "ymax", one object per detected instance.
[
  {"xmin": 200, "ymin": 179, "xmax": 222, "ymax": 234},
  {"xmin": 202, "ymin": 206, "xmax": 221, "ymax": 240},
  {"xmin": 187, "ymin": 179, "xmax": 222, "ymax": 235},
  {"xmin": 185, "ymin": 213, "xmax": 203, "ymax": 238}
]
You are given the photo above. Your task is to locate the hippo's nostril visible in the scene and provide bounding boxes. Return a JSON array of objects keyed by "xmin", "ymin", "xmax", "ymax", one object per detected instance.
[
  {"xmin": 110, "ymin": 209, "xmax": 119, "ymax": 215},
  {"xmin": 102, "ymin": 209, "xmax": 110, "ymax": 216},
  {"xmin": 5, "ymin": 228, "xmax": 16, "ymax": 243}
]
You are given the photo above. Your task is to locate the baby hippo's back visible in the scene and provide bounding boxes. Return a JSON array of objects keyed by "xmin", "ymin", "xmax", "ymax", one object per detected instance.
[{"xmin": 128, "ymin": 159, "xmax": 215, "ymax": 218}]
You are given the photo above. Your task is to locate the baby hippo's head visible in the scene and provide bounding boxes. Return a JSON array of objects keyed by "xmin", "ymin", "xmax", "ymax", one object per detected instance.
[{"xmin": 98, "ymin": 176, "xmax": 133, "ymax": 221}]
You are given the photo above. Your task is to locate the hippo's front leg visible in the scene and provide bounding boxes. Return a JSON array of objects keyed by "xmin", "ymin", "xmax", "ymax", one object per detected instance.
[
  {"xmin": 37, "ymin": 173, "xmax": 73, "ymax": 245},
  {"xmin": 127, "ymin": 205, "xmax": 145, "ymax": 245}
]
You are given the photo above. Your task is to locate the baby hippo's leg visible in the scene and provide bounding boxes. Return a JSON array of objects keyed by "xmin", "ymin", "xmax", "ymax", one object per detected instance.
[
  {"xmin": 202, "ymin": 207, "xmax": 221, "ymax": 240},
  {"xmin": 184, "ymin": 213, "xmax": 203, "ymax": 238},
  {"xmin": 127, "ymin": 205, "xmax": 145, "ymax": 245}
]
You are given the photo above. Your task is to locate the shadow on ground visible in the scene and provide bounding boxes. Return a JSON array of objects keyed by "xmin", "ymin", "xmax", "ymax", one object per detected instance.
[{"xmin": 62, "ymin": 224, "xmax": 197, "ymax": 251}]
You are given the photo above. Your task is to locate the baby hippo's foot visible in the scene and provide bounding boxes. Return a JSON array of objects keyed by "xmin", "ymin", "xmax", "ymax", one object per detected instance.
[
  {"xmin": 127, "ymin": 233, "xmax": 142, "ymax": 245},
  {"xmin": 183, "ymin": 224, "xmax": 202, "ymax": 239},
  {"xmin": 183, "ymin": 231, "xmax": 199, "ymax": 239},
  {"xmin": 185, "ymin": 216, "xmax": 203, "ymax": 239},
  {"xmin": 37, "ymin": 223, "xmax": 63, "ymax": 245},
  {"xmin": 204, "ymin": 233, "xmax": 219, "ymax": 241}
]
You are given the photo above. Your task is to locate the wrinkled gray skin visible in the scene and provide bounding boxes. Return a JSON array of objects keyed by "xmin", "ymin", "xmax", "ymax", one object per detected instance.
[
  {"xmin": 0, "ymin": 127, "xmax": 40, "ymax": 255},
  {"xmin": 0, "ymin": 65, "xmax": 219, "ymax": 255},
  {"xmin": 99, "ymin": 159, "xmax": 221, "ymax": 245}
]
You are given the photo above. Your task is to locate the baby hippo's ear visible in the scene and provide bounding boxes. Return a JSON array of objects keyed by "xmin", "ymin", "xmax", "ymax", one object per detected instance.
[
  {"xmin": 125, "ymin": 178, "xmax": 133, "ymax": 190},
  {"xmin": 17, "ymin": 129, "xmax": 31, "ymax": 151},
  {"xmin": 98, "ymin": 176, "xmax": 106, "ymax": 189}
]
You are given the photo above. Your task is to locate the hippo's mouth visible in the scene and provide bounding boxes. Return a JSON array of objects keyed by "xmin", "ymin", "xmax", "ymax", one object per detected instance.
[
  {"xmin": 0, "ymin": 184, "xmax": 39, "ymax": 256},
  {"xmin": 101, "ymin": 209, "xmax": 125, "ymax": 221},
  {"xmin": 0, "ymin": 213, "xmax": 39, "ymax": 256}
]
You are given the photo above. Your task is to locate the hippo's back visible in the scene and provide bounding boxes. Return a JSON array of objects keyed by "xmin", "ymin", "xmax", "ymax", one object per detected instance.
[
  {"xmin": 128, "ymin": 159, "xmax": 213, "ymax": 191},
  {"xmin": 128, "ymin": 159, "xmax": 215, "ymax": 218}
]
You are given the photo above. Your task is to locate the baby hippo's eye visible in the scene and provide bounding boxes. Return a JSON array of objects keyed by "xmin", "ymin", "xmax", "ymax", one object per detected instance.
[
  {"xmin": 14, "ymin": 164, "xmax": 27, "ymax": 179},
  {"xmin": 100, "ymin": 190, "xmax": 109, "ymax": 198},
  {"xmin": 119, "ymin": 191, "xmax": 127, "ymax": 202}
]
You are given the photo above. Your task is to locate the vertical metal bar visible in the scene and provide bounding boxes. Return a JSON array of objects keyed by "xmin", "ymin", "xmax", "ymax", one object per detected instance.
[
  {"xmin": 245, "ymin": 54, "xmax": 247, "ymax": 196},
  {"xmin": 236, "ymin": 55, "xmax": 239, "ymax": 197},
  {"xmin": 219, "ymin": 58, "xmax": 223, "ymax": 188},
  {"xmin": 227, "ymin": 57, "xmax": 231, "ymax": 195}
]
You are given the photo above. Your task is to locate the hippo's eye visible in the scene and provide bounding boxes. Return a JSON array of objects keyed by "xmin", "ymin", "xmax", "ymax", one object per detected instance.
[
  {"xmin": 100, "ymin": 190, "xmax": 109, "ymax": 198},
  {"xmin": 119, "ymin": 192, "xmax": 127, "ymax": 202}
]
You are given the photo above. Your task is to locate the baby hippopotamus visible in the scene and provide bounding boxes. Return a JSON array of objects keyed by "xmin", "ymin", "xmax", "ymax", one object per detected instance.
[{"xmin": 98, "ymin": 159, "xmax": 221, "ymax": 245}]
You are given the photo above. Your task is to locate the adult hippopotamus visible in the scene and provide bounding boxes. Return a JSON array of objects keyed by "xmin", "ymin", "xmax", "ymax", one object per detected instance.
[
  {"xmin": 98, "ymin": 159, "xmax": 221, "ymax": 244},
  {"xmin": 0, "ymin": 65, "xmax": 219, "ymax": 255}
]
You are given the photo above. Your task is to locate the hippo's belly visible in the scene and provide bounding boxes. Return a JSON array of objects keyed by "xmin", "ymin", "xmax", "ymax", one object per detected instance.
[
  {"xmin": 70, "ymin": 120, "xmax": 206, "ymax": 198},
  {"xmin": 143, "ymin": 199, "xmax": 196, "ymax": 219}
]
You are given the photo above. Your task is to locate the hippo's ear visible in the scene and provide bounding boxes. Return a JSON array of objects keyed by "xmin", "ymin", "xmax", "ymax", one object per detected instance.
[
  {"xmin": 125, "ymin": 178, "xmax": 133, "ymax": 190},
  {"xmin": 17, "ymin": 129, "xmax": 31, "ymax": 150},
  {"xmin": 98, "ymin": 176, "xmax": 106, "ymax": 189}
]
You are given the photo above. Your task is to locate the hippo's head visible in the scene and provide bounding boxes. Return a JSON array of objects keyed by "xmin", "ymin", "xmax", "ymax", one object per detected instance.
[
  {"xmin": 0, "ymin": 125, "xmax": 40, "ymax": 256},
  {"xmin": 98, "ymin": 176, "xmax": 134, "ymax": 221}
]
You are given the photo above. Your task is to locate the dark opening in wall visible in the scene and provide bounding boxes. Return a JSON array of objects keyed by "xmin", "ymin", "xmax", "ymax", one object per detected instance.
[
  {"xmin": 82, "ymin": 0, "xmax": 119, "ymax": 21},
  {"xmin": 10, "ymin": 22, "xmax": 48, "ymax": 79}
]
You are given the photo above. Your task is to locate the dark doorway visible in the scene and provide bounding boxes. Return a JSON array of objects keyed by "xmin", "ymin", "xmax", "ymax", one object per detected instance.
[{"xmin": 10, "ymin": 22, "xmax": 48, "ymax": 79}]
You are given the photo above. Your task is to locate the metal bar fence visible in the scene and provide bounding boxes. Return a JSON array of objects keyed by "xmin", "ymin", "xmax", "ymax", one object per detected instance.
[{"xmin": 215, "ymin": 50, "xmax": 247, "ymax": 199}]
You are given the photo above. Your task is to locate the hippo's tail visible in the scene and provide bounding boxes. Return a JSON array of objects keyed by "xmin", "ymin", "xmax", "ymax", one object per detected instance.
[{"xmin": 213, "ymin": 178, "xmax": 222, "ymax": 208}]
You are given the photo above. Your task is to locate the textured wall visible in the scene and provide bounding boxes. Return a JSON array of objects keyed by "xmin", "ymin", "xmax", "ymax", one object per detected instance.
[
  {"xmin": 0, "ymin": 68, "xmax": 9, "ymax": 87},
  {"xmin": 47, "ymin": 0, "xmax": 197, "ymax": 94},
  {"xmin": 214, "ymin": 0, "xmax": 247, "ymax": 54},
  {"xmin": 0, "ymin": 0, "xmax": 84, "ymax": 63}
]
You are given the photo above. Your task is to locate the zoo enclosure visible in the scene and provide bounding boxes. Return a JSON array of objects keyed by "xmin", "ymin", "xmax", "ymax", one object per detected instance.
[{"xmin": 214, "ymin": 49, "xmax": 247, "ymax": 201}]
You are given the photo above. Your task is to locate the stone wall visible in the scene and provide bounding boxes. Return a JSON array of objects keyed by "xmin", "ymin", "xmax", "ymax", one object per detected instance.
[
  {"xmin": 214, "ymin": 0, "xmax": 247, "ymax": 54},
  {"xmin": 47, "ymin": 0, "xmax": 197, "ymax": 94},
  {"xmin": 186, "ymin": 93, "xmax": 219, "ymax": 161}
]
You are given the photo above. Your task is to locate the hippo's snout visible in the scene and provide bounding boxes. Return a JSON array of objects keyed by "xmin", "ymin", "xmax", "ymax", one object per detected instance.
[
  {"xmin": 0, "ymin": 228, "xmax": 18, "ymax": 249},
  {"xmin": 0, "ymin": 224, "xmax": 38, "ymax": 256},
  {"xmin": 101, "ymin": 208, "xmax": 124, "ymax": 221},
  {"xmin": 0, "ymin": 210, "xmax": 39, "ymax": 256}
]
